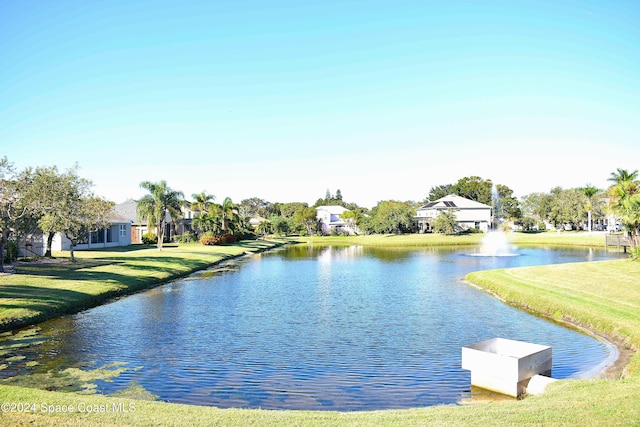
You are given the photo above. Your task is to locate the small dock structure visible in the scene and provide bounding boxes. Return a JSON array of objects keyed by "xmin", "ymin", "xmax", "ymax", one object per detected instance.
[{"xmin": 605, "ymin": 234, "xmax": 631, "ymax": 253}]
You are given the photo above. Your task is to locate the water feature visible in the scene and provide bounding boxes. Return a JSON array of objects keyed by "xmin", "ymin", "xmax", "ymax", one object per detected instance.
[
  {"xmin": 0, "ymin": 245, "xmax": 622, "ymax": 410},
  {"xmin": 468, "ymin": 231, "xmax": 519, "ymax": 257}
]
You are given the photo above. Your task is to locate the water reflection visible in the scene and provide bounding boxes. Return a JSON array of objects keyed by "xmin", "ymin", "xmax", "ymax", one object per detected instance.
[{"xmin": 0, "ymin": 245, "xmax": 622, "ymax": 411}]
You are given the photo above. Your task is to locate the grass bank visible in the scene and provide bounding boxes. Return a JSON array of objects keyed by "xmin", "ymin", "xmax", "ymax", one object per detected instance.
[
  {"xmin": 1, "ymin": 233, "xmax": 639, "ymax": 425},
  {"xmin": 0, "ymin": 240, "xmax": 285, "ymax": 332},
  {"xmin": 296, "ymin": 230, "xmax": 611, "ymax": 248},
  {"xmin": 465, "ymin": 259, "xmax": 640, "ymax": 377}
]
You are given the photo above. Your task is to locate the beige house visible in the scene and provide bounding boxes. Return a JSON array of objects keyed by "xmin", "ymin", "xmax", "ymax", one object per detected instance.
[{"xmin": 415, "ymin": 194, "xmax": 491, "ymax": 233}]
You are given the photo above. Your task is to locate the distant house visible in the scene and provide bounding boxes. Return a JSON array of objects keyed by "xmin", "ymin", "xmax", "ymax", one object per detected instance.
[
  {"xmin": 113, "ymin": 199, "xmax": 186, "ymax": 243},
  {"xmin": 17, "ymin": 232, "xmax": 45, "ymax": 258},
  {"xmin": 316, "ymin": 205, "xmax": 353, "ymax": 234},
  {"xmin": 175, "ymin": 202, "xmax": 198, "ymax": 237},
  {"xmin": 114, "ymin": 199, "xmax": 147, "ymax": 243},
  {"xmin": 415, "ymin": 194, "xmax": 491, "ymax": 233},
  {"xmin": 51, "ymin": 214, "xmax": 132, "ymax": 251},
  {"xmin": 249, "ymin": 216, "xmax": 268, "ymax": 229}
]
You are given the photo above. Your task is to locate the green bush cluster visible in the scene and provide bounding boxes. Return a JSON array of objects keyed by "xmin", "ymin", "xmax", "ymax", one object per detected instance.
[
  {"xmin": 176, "ymin": 232, "xmax": 195, "ymax": 244},
  {"xmin": 142, "ymin": 233, "xmax": 157, "ymax": 245}
]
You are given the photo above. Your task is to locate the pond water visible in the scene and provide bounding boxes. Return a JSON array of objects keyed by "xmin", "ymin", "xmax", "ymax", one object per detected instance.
[{"xmin": 1, "ymin": 245, "xmax": 623, "ymax": 410}]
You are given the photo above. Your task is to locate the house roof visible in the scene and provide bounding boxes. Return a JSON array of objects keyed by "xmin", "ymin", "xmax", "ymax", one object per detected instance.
[
  {"xmin": 249, "ymin": 216, "xmax": 267, "ymax": 226},
  {"xmin": 114, "ymin": 199, "xmax": 139, "ymax": 223},
  {"xmin": 107, "ymin": 213, "xmax": 132, "ymax": 224},
  {"xmin": 316, "ymin": 205, "xmax": 349, "ymax": 214},
  {"xmin": 418, "ymin": 194, "xmax": 491, "ymax": 211}
]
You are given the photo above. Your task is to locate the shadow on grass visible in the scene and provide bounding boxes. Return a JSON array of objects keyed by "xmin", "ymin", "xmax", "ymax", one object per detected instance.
[
  {"xmin": 74, "ymin": 245, "xmax": 157, "ymax": 253},
  {"xmin": 0, "ymin": 285, "xmax": 96, "ymax": 330},
  {"xmin": 14, "ymin": 257, "xmax": 218, "ymax": 289}
]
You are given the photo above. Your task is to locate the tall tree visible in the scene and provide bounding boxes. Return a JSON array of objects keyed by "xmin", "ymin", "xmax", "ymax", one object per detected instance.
[
  {"xmin": 61, "ymin": 195, "xmax": 114, "ymax": 262},
  {"xmin": 341, "ymin": 208, "xmax": 365, "ymax": 235},
  {"xmin": 547, "ymin": 187, "xmax": 585, "ymax": 230},
  {"xmin": 280, "ymin": 202, "xmax": 309, "ymax": 218},
  {"xmin": 29, "ymin": 164, "xmax": 93, "ymax": 257},
  {"xmin": 239, "ymin": 197, "xmax": 271, "ymax": 219},
  {"xmin": 426, "ymin": 184, "xmax": 454, "ymax": 203},
  {"xmin": 137, "ymin": 181, "xmax": 184, "ymax": 250},
  {"xmin": 364, "ymin": 200, "xmax": 415, "ymax": 234},
  {"xmin": 0, "ymin": 158, "xmax": 31, "ymax": 272},
  {"xmin": 452, "ymin": 176, "xmax": 493, "ymax": 205},
  {"xmin": 293, "ymin": 206, "xmax": 318, "ymax": 235},
  {"xmin": 521, "ymin": 192, "xmax": 554, "ymax": 221},
  {"xmin": 495, "ymin": 184, "xmax": 521, "ymax": 221}
]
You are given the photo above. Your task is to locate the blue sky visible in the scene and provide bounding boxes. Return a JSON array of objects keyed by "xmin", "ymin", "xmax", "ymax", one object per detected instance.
[{"xmin": 2, "ymin": 1, "xmax": 639, "ymax": 207}]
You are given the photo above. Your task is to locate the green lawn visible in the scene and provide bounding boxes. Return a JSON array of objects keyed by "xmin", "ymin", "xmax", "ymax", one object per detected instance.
[
  {"xmin": 0, "ymin": 240, "xmax": 284, "ymax": 332},
  {"xmin": 0, "ymin": 233, "xmax": 638, "ymax": 425}
]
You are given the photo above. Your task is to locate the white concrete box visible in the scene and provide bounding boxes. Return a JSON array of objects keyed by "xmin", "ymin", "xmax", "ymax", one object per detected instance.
[{"xmin": 462, "ymin": 338, "xmax": 552, "ymax": 397}]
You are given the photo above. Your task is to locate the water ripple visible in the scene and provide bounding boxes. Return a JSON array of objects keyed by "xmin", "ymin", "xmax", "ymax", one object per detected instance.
[{"xmin": 1, "ymin": 246, "xmax": 621, "ymax": 410}]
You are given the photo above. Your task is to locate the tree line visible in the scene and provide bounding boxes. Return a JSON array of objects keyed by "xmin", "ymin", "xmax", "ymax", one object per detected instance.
[
  {"xmin": 2, "ymin": 155, "xmax": 639, "ymax": 271},
  {"xmin": 0, "ymin": 158, "xmax": 114, "ymax": 271}
]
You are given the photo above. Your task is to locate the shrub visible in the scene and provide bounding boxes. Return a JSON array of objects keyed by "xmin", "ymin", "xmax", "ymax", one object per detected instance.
[
  {"xmin": 142, "ymin": 233, "xmax": 157, "ymax": 245},
  {"xmin": 200, "ymin": 232, "xmax": 219, "ymax": 246},
  {"xmin": 220, "ymin": 234, "xmax": 235, "ymax": 245},
  {"xmin": 433, "ymin": 211, "xmax": 457, "ymax": 235},
  {"xmin": 177, "ymin": 232, "xmax": 195, "ymax": 244}
]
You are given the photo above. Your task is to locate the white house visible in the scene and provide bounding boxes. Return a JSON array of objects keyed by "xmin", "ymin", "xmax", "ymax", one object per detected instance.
[
  {"xmin": 51, "ymin": 214, "xmax": 132, "ymax": 251},
  {"xmin": 316, "ymin": 205, "xmax": 353, "ymax": 234},
  {"xmin": 415, "ymin": 194, "xmax": 491, "ymax": 233}
]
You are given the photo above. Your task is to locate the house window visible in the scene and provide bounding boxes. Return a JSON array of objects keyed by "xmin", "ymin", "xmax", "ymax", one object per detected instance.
[
  {"xmin": 475, "ymin": 222, "xmax": 480, "ymax": 229},
  {"xmin": 91, "ymin": 229, "xmax": 105, "ymax": 244},
  {"xmin": 119, "ymin": 224, "xmax": 126, "ymax": 238},
  {"xmin": 106, "ymin": 227, "xmax": 113, "ymax": 243}
]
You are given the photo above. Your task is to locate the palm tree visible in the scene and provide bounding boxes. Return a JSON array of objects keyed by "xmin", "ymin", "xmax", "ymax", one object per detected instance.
[
  {"xmin": 581, "ymin": 184, "xmax": 599, "ymax": 232},
  {"xmin": 256, "ymin": 219, "xmax": 272, "ymax": 237},
  {"xmin": 190, "ymin": 191, "xmax": 216, "ymax": 238},
  {"xmin": 191, "ymin": 191, "xmax": 216, "ymax": 214},
  {"xmin": 216, "ymin": 197, "xmax": 238, "ymax": 234},
  {"xmin": 137, "ymin": 180, "xmax": 184, "ymax": 250},
  {"xmin": 607, "ymin": 168, "xmax": 639, "ymax": 210},
  {"xmin": 607, "ymin": 168, "xmax": 640, "ymax": 252}
]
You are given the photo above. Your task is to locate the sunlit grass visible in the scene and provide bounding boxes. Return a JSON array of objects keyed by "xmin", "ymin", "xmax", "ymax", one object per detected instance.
[{"xmin": 466, "ymin": 259, "xmax": 640, "ymax": 376}]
